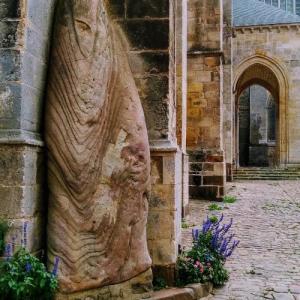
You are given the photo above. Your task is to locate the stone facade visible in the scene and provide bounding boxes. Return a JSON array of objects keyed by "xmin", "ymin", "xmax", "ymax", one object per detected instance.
[{"xmin": 233, "ymin": 24, "xmax": 300, "ymax": 167}]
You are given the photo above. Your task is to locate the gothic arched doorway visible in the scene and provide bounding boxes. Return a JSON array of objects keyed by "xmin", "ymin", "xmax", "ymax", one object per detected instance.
[
  {"xmin": 233, "ymin": 55, "xmax": 288, "ymax": 168},
  {"xmin": 238, "ymin": 85, "xmax": 277, "ymax": 167}
]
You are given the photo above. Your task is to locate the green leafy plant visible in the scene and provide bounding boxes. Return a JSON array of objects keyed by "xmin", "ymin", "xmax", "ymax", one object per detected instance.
[
  {"xmin": 223, "ymin": 195, "xmax": 237, "ymax": 204},
  {"xmin": 182, "ymin": 219, "xmax": 189, "ymax": 229},
  {"xmin": 0, "ymin": 219, "xmax": 9, "ymax": 255},
  {"xmin": 153, "ymin": 276, "xmax": 167, "ymax": 291},
  {"xmin": 0, "ymin": 248, "xmax": 59, "ymax": 300},
  {"xmin": 176, "ymin": 215, "xmax": 239, "ymax": 287},
  {"xmin": 208, "ymin": 203, "xmax": 223, "ymax": 211},
  {"xmin": 208, "ymin": 215, "xmax": 218, "ymax": 223}
]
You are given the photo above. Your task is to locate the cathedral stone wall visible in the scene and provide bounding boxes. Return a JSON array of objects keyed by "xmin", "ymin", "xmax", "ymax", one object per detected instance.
[
  {"xmin": 0, "ymin": 0, "xmax": 55, "ymax": 254},
  {"xmin": 233, "ymin": 25, "xmax": 300, "ymax": 166}
]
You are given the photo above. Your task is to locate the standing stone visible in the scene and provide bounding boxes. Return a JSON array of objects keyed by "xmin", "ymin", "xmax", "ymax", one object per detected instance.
[{"xmin": 45, "ymin": 0, "xmax": 151, "ymax": 294}]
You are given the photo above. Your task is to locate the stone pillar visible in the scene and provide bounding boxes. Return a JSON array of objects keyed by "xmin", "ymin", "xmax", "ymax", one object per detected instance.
[
  {"xmin": 0, "ymin": 0, "xmax": 55, "ymax": 254},
  {"xmin": 187, "ymin": 0, "xmax": 226, "ymax": 201},
  {"xmin": 223, "ymin": 0, "xmax": 234, "ymax": 181},
  {"xmin": 109, "ymin": 0, "xmax": 184, "ymax": 284},
  {"xmin": 176, "ymin": 0, "xmax": 189, "ymax": 217}
]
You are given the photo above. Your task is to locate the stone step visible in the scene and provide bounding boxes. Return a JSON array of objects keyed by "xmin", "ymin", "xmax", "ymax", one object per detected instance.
[
  {"xmin": 233, "ymin": 177, "xmax": 300, "ymax": 180},
  {"xmin": 234, "ymin": 173, "xmax": 300, "ymax": 176},
  {"xmin": 149, "ymin": 284, "xmax": 213, "ymax": 300},
  {"xmin": 233, "ymin": 168, "xmax": 300, "ymax": 181},
  {"xmin": 234, "ymin": 170, "xmax": 300, "ymax": 173}
]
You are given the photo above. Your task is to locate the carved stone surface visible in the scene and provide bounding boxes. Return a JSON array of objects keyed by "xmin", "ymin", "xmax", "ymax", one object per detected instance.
[{"xmin": 45, "ymin": 0, "xmax": 151, "ymax": 293}]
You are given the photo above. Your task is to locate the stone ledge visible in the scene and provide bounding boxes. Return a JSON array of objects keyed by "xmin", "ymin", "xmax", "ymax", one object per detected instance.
[
  {"xmin": 0, "ymin": 129, "xmax": 44, "ymax": 147},
  {"xmin": 150, "ymin": 140, "xmax": 179, "ymax": 153},
  {"xmin": 149, "ymin": 283, "xmax": 213, "ymax": 300}
]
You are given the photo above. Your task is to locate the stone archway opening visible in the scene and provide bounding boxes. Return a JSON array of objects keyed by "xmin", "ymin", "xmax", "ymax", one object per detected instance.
[
  {"xmin": 233, "ymin": 57, "xmax": 288, "ymax": 168},
  {"xmin": 238, "ymin": 84, "xmax": 277, "ymax": 167}
]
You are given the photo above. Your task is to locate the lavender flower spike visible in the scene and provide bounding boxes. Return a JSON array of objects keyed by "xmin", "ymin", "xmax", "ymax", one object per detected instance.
[
  {"xmin": 25, "ymin": 262, "xmax": 32, "ymax": 273},
  {"xmin": 23, "ymin": 221, "xmax": 28, "ymax": 249},
  {"xmin": 192, "ymin": 228, "xmax": 199, "ymax": 241},
  {"xmin": 5, "ymin": 244, "xmax": 12, "ymax": 261},
  {"xmin": 52, "ymin": 256, "xmax": 60, "ymax": 276}
]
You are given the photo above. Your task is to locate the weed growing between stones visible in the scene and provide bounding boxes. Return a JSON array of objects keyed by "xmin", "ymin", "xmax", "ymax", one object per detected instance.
[
  {"xmin": 176, "ymin": 214, "xmax": 239, "ymax": 287},
  {"xmin": 208, "ymin": 203, "xmax": 223, "ymax": 211},
  {"xmin": 209, "ymin": 215, "xmax": 219, "ymax": 223},
  {"xmin": 223, "ymin": 195, "xmax": 237, "ymax": 204}
]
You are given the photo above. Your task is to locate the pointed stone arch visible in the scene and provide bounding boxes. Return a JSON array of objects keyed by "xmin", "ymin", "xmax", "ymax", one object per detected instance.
[{"xmin": 233, "ymin": 54, "xmax": 289, "ymax": 166}]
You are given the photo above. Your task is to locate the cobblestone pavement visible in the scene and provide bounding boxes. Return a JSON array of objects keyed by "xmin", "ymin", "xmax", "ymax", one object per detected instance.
[{"xmin": 181, "ymin": 181, "xmax": 300, "ymax": 300}]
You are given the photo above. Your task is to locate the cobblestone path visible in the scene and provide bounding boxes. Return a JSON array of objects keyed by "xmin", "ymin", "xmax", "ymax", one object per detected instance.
[{"xmin": 181, "ymin": 181, "xmax": 300, "ymax": 300}]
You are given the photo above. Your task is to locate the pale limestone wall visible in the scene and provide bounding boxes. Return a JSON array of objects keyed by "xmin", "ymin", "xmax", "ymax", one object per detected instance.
[{"xmin": 233, "ymin": 26, "xmax": 300, "ymax": 165}]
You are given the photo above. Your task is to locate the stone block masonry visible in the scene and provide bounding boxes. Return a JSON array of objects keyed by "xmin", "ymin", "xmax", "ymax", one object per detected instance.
[
  {"xmin": 186, "ymin": 0, "xmax": 226, "ymax": 201},
  {"xmin": 186, "ymin": 52, "xmax": 226, "ymax": 200},
  {"xmin": 0, "ymin": 0, "xmax": 56, "ymax": 254}
]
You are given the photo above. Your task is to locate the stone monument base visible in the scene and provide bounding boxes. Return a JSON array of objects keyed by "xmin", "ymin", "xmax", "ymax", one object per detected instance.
[{"xmin": 55, "ymin": 269, "xmax": 153, "ymax": 300}]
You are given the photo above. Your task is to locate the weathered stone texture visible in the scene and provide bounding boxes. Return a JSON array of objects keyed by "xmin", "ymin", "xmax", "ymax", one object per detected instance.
[
  {"xmin": 108, "ymin": 0, "xmax": 171, "ymax": 141},
  {"xmin": 55, "ymin": 269, "xmax": 153, "ymax": 300},
  {"xmin": 148, "ymin": 149, "xmax": 182, "ymax": 282},
  {"xmin": 188, "ymin": 0, "xmax": 222, "ymax": 51},
  {"xmin": 187, "ymin": 54, "xmax": 222, "ymax": 150},
  {"xmin": 0, "ymin": 145, "xmax": 45, "ymax": 254},
  {"xmin": 46, "ymin": 0, "xmax": 151, "ymax": 293}
]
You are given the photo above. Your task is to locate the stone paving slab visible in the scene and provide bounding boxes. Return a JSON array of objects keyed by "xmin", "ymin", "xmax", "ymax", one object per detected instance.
[{"xmin": 182, "ymin": 181, "xmax": 300, "ymax": 300}]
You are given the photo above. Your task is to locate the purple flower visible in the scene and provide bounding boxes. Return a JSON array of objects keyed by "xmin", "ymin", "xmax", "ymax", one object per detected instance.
[
  {"xmin": 215, "ymin": 213, "xmax": 224, "ymax": 227},
  {"xmin": 192, "ymin": 228, "xmax": 199, "ymax": 241},
  {"xmin": 11, "ymin": 236, "xmax": 16, "ymax": 254},
  {"xmin": 25, "ymin": 262, "xmax": 32, "ymax": 273},
  {"xmin": 23, "ymin": 221, "xmax": 28, "ymax": 249},
  {"xmin": 52, "ymin": 256, "xmax": 60, "ymax": 276},
  {"xmin": 5, "ymin": 244, "xmax": 12, "ymax": 260}
]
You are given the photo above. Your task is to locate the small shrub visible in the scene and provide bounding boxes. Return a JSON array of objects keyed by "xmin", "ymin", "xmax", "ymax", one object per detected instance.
[
  {"xmin": 209, "ymin": 215, "xmax": 218, "ymax": 223},
  {"xmin": 182, "ymin": 219, "xmax": 189, "ymax": 229},
  {"xmin": 176, "ymin": 214, "xmax": 239, "ymax": 287},
  {"xmin": 153, "ymin": 276, "xmax": 167, "ymax": 291},
  {"xmin": 223, "ymin": 195, "xmax": 237, "ymax": 204},
  {"xmin": 208, "ymin": 203, "xmax": 223, "ymax": 211},
  {"xmin": 0, "ymin": 219, "xmax": 9, "ymax": 255},
  {"xmin": 0, "ymin": 248, "xmax": 59, "ymax": 300}
]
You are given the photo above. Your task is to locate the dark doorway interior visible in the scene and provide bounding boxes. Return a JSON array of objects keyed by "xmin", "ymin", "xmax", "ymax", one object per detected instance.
[{"xmin": 238, "ymin": 85, "xmax": 277, "ymax": 167}]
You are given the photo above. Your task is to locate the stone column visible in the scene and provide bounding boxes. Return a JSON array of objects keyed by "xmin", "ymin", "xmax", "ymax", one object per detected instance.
[
  {"xmin": 223, "ymin": 0, "xmax": 234, "ymax": 181},
  {"xmin": 187, "ymin": 0, "xmax": 226, "ymax": 201},
  {"xmin": 0, "ymin": 0, "xmax": 55, "ymax": 254}
]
